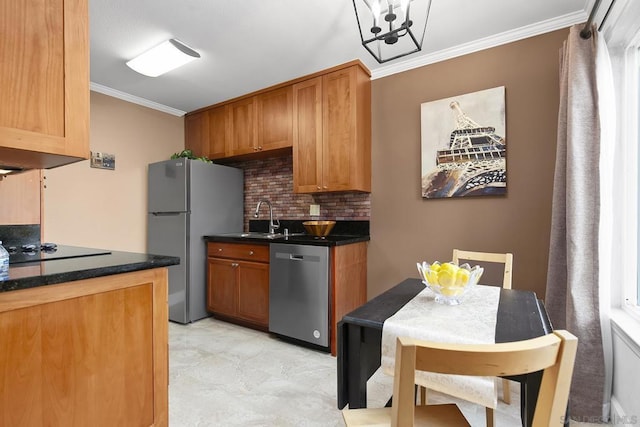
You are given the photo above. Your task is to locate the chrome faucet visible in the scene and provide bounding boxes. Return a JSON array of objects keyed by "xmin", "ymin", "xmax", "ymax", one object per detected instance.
[{"xmin": 254, "ymin": 200, "xmax": 280, "ymax": 234}]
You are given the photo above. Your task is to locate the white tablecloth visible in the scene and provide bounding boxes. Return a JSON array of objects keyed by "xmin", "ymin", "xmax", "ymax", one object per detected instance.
[{"xmin": 380, "ymin": 284, "xmax": 501, "ymax": 408}]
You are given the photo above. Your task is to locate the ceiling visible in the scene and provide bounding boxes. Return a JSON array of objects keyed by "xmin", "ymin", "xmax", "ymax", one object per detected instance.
[{"xmin": 89, "ymin": 0, "xmax": 593, "ymax": 116}]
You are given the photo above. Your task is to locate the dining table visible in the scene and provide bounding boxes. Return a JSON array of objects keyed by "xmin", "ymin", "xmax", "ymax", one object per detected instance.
[{"xmin": 336, "ymin": 278, "xmax": 554, "ymax": 427}]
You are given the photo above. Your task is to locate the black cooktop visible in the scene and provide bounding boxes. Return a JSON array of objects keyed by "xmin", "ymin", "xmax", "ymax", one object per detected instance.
[{"xmin": 7, "ymin": 244, "xmax": 112, "ymax": 265}]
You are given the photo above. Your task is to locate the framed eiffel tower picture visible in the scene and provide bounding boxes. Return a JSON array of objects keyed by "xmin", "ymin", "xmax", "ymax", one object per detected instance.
[{"xmin": 420, "ymin": 86, "xmax": 506, "ymax": 198}]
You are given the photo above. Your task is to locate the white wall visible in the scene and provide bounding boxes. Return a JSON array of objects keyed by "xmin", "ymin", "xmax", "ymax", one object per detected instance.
[{"xmin": 43, "ymin": 92, "xmax": 184, "ymax": 252}]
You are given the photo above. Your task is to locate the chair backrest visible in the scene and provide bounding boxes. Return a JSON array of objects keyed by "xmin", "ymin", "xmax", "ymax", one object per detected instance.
[
  {"xmin": 390, "ymin": 330, "xmax": 578, "ymax": 427},
  {"xmin": 452, "ymin": 249, "xmax": 514, "ymax": 289}
]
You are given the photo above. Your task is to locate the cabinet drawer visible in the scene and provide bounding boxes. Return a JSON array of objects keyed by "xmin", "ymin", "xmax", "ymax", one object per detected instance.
[{"xmin": 207, "ymin": 242, "xmax": 269, "ymax": 262}]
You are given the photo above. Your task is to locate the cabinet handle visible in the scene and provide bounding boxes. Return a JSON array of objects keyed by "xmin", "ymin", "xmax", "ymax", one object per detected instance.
[
  {"xmin": 323, "ymin": 186, "xmax": 328, "ymax": 189},
  {"xmin": 218, "ymin": 248, "xmax": 223, "ymax": 252},
  {"xmin": 249, "ymin": 250, "xmax": 254, "ymax": 255},
  {"xmin": 258, "ymin": 146, "xmax": 263, "ymax": 151},
  {"xmin": 317, "ymin": 186, "xmax": 321, "ymax": 190},
  {"xmin": 253, "ymin": 147, "xmax": 258, "ymax": 151},
  {"xmin": 231, "ymin": 263, "xmax": 239, "ymax": 267}
]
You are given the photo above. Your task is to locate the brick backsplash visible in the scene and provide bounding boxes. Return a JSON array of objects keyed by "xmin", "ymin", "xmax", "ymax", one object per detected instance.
[{"xmin": 228, "ymin": 154, "xmax": 370, "ymax": 230}]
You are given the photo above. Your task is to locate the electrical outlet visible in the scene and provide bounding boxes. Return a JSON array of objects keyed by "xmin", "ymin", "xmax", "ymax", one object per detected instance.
[{"xmin": 310, "ymin": 204, "xmax": 320, "ymax": 216}]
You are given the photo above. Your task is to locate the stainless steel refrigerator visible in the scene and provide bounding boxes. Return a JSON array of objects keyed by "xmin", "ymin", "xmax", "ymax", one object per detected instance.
[{"xmin": 147, "ymin": 158, "xmax": 243, "ymax": 323}]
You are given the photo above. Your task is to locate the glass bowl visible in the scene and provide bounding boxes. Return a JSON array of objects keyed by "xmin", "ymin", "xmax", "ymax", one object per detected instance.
[{"xmin": 416, "ymin": 261, "xmax": 484, "ymax": 305}]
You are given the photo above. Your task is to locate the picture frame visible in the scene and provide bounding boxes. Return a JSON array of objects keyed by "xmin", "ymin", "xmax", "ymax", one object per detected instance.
[{"xmin": 420, "ymin": 86, "xmax": 506, "ymax": 198}]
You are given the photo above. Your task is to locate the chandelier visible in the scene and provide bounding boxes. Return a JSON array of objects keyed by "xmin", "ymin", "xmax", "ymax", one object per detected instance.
[{"xmin": 352, "ymin": 0, "xmax": 432, "ymax": 63}]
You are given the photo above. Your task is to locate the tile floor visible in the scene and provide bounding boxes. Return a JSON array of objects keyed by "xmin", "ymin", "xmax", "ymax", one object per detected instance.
[
  {"xmin": 168, "ymin": 317, "xmax": 528, "ymax": 426},
  {"xmin": 169, "ymin": 318, "xmax": 609, "ymax": 426}
]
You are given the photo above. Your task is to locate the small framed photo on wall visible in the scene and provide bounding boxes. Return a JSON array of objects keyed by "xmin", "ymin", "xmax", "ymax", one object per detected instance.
[{"xmin": 420, "ymin": 86, "xmax": 506, "ymax": 199}]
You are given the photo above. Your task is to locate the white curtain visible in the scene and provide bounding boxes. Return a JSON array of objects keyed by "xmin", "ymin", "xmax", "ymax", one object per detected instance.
[{"xmin": 545, "ymin": 24, "xmax": 615, "ymax": 421}]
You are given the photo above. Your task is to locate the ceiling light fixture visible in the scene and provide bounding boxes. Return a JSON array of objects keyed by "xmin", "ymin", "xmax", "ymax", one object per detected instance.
[
  {"xmin": 126, "ymin": 39, "xmax": 201, "ymax": 77},
  {"xmin": 352, "ymin": 0, "xmax": 432, "ymax": 63}
]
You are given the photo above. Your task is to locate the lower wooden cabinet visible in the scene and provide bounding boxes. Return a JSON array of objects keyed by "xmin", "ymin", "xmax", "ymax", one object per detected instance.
[
  {"xmin": 0, "ymin": 268, "xmax": 169, "ymax": 426},
  {"xmin": 207, "ymin": 242, "xmax": 270, "ymax": 329},
  {"xmin": 207, "ymin": 239, "xmax": 368, "ymax": 355}
]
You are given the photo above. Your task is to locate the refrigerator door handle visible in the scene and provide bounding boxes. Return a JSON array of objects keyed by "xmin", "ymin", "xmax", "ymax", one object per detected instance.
[{"xmin": 151, "ymin": 212, "xmax": 185, "ymax": 216}]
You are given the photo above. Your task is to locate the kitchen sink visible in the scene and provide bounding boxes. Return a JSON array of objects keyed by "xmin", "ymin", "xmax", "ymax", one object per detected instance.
[
  {"xmin": 240, "ymin": 232, "xmax": 283, "ymax": 239},
  {"xmin": 216, "ymin": 232, "xmax": 307, "ymax": 240},
  {"xmin": 217, "ymin": 232, "xmax": 284, "ymax": 239}
]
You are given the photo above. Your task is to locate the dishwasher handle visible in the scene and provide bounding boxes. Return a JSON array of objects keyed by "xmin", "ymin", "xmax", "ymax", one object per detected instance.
[{"xmin": 274, "ymin": 251, "xmax": 320, "ymax": 262}]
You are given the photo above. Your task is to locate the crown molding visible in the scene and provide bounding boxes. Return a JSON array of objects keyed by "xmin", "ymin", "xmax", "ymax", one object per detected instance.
[
  {"xmin": 89, "ymin": 82, "xmax": 186, "ymax": 117},
  {"xmin": 92, "ymin": 10, "xmax": 588, "ymax": 112},
  {"xmin": 370, "ymin": 10, "xmax": 588, "ymax": 80}
]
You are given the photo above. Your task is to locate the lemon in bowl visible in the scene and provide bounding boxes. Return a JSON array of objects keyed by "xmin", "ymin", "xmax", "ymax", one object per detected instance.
[{"xmin": 417, "ymin": 261, "xmax": 483, "ymax": 305}]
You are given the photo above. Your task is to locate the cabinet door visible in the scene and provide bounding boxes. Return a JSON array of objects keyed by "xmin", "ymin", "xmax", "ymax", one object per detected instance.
[
  {"xmin": 228, "ymin": 97, "xmax": 257, "ymax": 156},
  {"xmin": 184, "ymin": 111, "xmax": 209, "ymax": 158},
  {"xmin": 236, "ymin": 261, "xmax": 269, "ymax": 327},
  {"xmin": 207, "ymin": 258, "xmax": 237, "ymax": 317},
  {"xmin": 292, "ymin": 77, "xmax": 323, "ymax": 193},
  {"xmin": 0, "ymin": 170, "xmax": 42, "ymax": 225},
  {"xmin": 256, "ymin": 86, "xmax": 293, "ymax": 152},
  {"xmin": 0, "ymin": 0, "xmax": 89, "ymax": 168},
  {"xmin": 207, "ymin": 105, "xmax": 229, "ymax": 159},
  {"xmin": 322, "ymin": 68, "xmax": 356, "ymax": 192}
]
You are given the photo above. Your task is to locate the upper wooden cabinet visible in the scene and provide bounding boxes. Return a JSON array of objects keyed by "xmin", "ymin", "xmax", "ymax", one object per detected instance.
[
  {"xmin": 227, "ymin": 97, "xmax": 258, "ymax": 156},
  {"xmin": 292, "ymin": 78, "xmax": 323, "ymax": 193},
  {"xmin": 207, "ymin": 105, "xmax": 230, "ymax": 159},
  {"xmin": 183, "ymin": 60, "xmax": 370, "ymax": 192},
  {"xmin": 184, "ymin": 107, "xmax": 229, "ymax": 159},
  {"xmin": 293, "ymin": 65, "xmax": 371, "ymax": 193},
  {"xmin": 184, "ymin": 111, "xmax": 209, "ymax": 158},
  {"xmin": 256, "ymin": 86, "xmax": 293, "ymax": 152},
  {"xmin": 0, "ymin": 0, "xmax": 89, "ymax": 170},
  {"xmin": 226, "ymin": 87, "xmax": 294, "ymax": 157},
  {"xmin": 0, "ymin": 170, "xmax": 43, "ymax": 226}
]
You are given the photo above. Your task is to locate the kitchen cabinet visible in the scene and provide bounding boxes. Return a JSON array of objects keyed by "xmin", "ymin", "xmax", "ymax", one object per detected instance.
[
  {"xmin": 184, "ymin": 61, "xmax": 368, "ymax": 165},
  {"xmin": 207, "ymin": 105, "xmax": 230, "ymax": 159},
  {"xmin": 205, "ymin": 237, "xmax": 368, "ymax": 356},
  {"xmin": 184, "ymin": 107, "xmax": 229, "ymax": 160},
  {"xmin": 330, "ymin": 241, "xmax": 367, "ymax": 355},
  {"xmin": 0, "ymin": 268, "xmax": 169, "ymax": 426},
  {"xmin": 184, "ymin": 110, "xmax": 209, "ymax": 158},
  {"xmin": 0, "ymin": 0, "xmax": 89, "ymax": 170},
  {"xmin": 256, "ymin": 86, "xmax": 293, "ymax": 152},
  {"xmin": 293, "ymin": 65, "xmax": 371, "ymax": 193},
  {"xmin": 227, "ymin": 97, "xmax": 258, "ymax": 157},
  {"xmin": 207, "ymin": 242, "xmax": 270, "ymax": 329},
  {"xmin": 0, "ymin": 170, "xmax": 43, "ymax": 226},
  {"xmin": 225, "ymin": 87, "xmax": 293, "ymax": 158}
]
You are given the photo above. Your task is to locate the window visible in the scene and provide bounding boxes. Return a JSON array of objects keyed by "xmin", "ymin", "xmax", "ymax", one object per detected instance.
[{"xmin": 602, "ymin": 0, "xmax": 640, "ymax": 319}]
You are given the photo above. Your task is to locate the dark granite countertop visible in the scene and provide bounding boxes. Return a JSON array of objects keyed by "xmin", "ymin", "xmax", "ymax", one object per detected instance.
[
  {"xmin": 205, "ymin": 219, "xmax": 370, "ymax": 247},
  {"xmin": 0, "ymin": 246, "xmax": 180, "ymax": 293},
  {"xmin": 204, "ymin": 233, "xmax": 370, "ymax": 247}
]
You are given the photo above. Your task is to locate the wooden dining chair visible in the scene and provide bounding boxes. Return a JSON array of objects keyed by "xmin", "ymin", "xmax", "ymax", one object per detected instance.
[
  {"xmin": 452, "ymin": 249, "xmax": 513, "ymax": 290},
  {"xmin": 454, "ymin": 249, "xmax": 514, "ymax": 408},
  {"xmin": 342, "ymin": 330, "xmax": 578, "ymax": 427},
  {"xmin": 419, "ymin": 249, "xmax": 515, "ymax": 426}
]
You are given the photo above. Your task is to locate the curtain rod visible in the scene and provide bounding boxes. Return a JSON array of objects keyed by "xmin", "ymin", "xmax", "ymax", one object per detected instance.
[{"xmin": 580, "ymin": 0, "xmax": 616, "ymax": 39}]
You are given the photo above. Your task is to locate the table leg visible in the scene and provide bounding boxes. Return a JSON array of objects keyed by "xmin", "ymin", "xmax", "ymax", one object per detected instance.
[
  {"xmin": 346, "ymin": 323, "xmax": 367, "ymax": 408},
  {"xmin": 337, "ymin": 321, "xmax": 348, "ymax": 409},
  {"xmin": 521, "ymin": 370, "xmax": 543, "ymax": 427}
]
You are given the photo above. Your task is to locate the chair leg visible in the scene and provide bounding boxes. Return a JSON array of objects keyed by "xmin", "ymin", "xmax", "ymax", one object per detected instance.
[
  {"xmin": 502, "ymin": 379, "xmax": 511, "ymax": 404},
  {"xmin": 485, "ymin": 407, "xmax": 494, "ymax": 427}
]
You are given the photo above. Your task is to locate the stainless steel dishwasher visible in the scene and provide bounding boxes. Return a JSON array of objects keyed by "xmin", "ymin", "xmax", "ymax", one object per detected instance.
[{"xmin": 269, "ymin": 243, "xmax": 330, "ymax": 349}]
